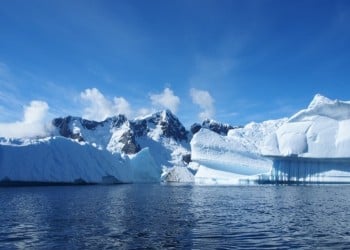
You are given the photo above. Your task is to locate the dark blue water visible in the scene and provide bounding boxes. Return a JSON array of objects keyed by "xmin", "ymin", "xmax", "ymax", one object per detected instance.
[{"xmin": 1, "ymin": 184, "xmax": 350, "ymax": 249}]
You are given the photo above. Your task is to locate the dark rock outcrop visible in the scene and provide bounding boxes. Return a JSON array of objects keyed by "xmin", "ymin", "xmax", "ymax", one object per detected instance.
[
  {"xmin": 52, "ymin": 115, "xmax": 128, "ymax": 141},
  {"xmin": 191, "ymin": 119, "xmax": 240, "ymax": 136},
  {"xmin": 119, "ymin": 130, "xmax": 141, "ymax": 154},
  {"xmin": 131, "ymin": 110, "xmax": 188, "ymax": 141},
  {"xmin": 190, "ymin": 123, "xmax": 202, "ymax": 135},
  {"xmin": 52, "ymin": 116, "xmax": 84, "ymax": 141},
  {"xmin": 52, "ymin": 110, "xmax": 192, "ymax": 156}
]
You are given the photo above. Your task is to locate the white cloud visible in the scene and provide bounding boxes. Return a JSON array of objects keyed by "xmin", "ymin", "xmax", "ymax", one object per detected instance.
[
  {"xmin": 190, "ymin": 88, "xmax": 215, "ymax": 120},
  {"xmin": 113, "ymin": 97, "xmax": 131, "ymax": 116},
  {"xmin": 0, "ymin": 101, "xmax": 50, "ymax": 138},
  {"xmin": 80, "ymin": 88, "xmax": 131, "ymax": 121},
  {"xmin": 150, "ymin": 87, "xmax": 180, "ymax": 114},
  {"xmin": 136, "ymin": 107, "xmax": 154, "ymax": 117}
]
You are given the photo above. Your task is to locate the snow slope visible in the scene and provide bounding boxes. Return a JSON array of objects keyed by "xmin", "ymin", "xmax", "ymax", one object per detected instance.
[{"xmin": 131, "ymin": 110, "xmax": 190, "ymax": 169}]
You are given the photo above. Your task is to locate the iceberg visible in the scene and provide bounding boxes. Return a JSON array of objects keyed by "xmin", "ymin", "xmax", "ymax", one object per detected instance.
[
  {"xmin": 0, "ymin": 137, "xmax": 132, "ymax": 184},
  {"xmin": 129, "ymin": 148, "xmax": 161, "ymax": 183},
  {"xmin": 190, "ymin": 120, "xmax": 283, "ymax": 185},
  {"xmin": 262, "ymin": 94, "xmax": 350, "ymax": 183}
]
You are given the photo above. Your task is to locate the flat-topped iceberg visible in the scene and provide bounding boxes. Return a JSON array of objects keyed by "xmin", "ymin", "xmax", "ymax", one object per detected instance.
[{"xmin": 0, "ymin": 137, "xmax": 132, "ymax": 184}]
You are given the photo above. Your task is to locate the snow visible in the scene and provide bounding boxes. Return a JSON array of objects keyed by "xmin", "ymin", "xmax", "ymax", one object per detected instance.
[{"xmin": 106, "ymin": 123, "xmax": 130, "ymax": 154}]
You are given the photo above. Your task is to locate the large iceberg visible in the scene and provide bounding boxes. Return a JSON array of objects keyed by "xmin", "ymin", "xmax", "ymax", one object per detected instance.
[
  {"xmin": 262, "ymin": 94, "xmax": 350, "ymax": 183},
  {"xmin": 0, "ymin": 137, "xmax": 132, "ymax": 184},
  {"xmin": 190, "ymin": 119, "xmax": 285, "ymax": 184},
  {"xmin": 262, "ymin": 94, "xmax": 350, "ymax": 157},
  {"xmin": 190, "ymin": 94, "xmax": 350, "ymax": 184}
]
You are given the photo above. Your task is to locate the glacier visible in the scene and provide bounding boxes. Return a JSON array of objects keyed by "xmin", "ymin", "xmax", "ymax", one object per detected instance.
[{"xmin": 2, "ymin": 94, "xmax": 350, "ymax": 185}]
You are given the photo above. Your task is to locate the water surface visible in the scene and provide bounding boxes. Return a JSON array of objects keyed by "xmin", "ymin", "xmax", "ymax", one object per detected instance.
[{"xmin": 1, "ymin": 184, "xmax": 350, "ymax": 249}]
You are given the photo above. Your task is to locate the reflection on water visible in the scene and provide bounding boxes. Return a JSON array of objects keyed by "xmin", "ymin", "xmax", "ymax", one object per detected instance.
[{"xmin": 1, "ymin": 185, "xmax": 350, "ymax": 249}]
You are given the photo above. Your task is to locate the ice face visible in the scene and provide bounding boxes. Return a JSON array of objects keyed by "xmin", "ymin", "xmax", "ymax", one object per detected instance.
[
  {"xmin": 190, "ymin": 128, "xmax": 273, "ymax": 184},
  {"xmin": 0, "ymin": 137, "xmax": 132, "ymax": 184},
  {"xmin": 264, "ymin": 94, "xmax": 350, "ymax": 158}
]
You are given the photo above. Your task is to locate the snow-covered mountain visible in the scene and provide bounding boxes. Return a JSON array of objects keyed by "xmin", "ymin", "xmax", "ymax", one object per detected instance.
[
  {"xmin": 0, "ymin": 110, "xmax": 191, "ymax": 184},
  {"xmin": 2, "ymin": 94, "xmax": 350, "ymax": 185},
  {"xmin": 52, "ymin": 109, "xmax": 190, "ymax": 166}
]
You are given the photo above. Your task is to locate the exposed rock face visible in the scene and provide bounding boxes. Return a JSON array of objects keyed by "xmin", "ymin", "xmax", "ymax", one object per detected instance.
[
  {"xmin": 182, "ymin": 154, "xmax": 191, "ymax": 164},
  {"xmin": 119, "ymin": 130, "xmax": 141, "ymax": 154},
  {"xmin": 190, "ymin": 123, "xmax": 202, "ymax": 135},
  {"xmin": 158, "ymin": 110, "xmax": 188, "ymax": 141},
  {"xmin": 52, "ymin": 115, "xmax": 128, "ymax": 142},
  {"xmin": 131, "ymin": 110, "xmax": 188, "ymax": 141},
  {"xmin": 109, "ymin": 115, "xmax": 128, "ymax": 128},
  {"xmin": 191, "ymin": 119, "xmax": 240, "ymax": 136},
  {"xmin": 52, "ymin": 116, "xmax": 84, "ymax": 141},
  {"xmin": 202, "ymin": 119, "xmax": 238, "ymax": 136},
  {"xmin": 130, "ymin": 119, "xmax": 147, "ymax": 137},
  {"xmin": 51, "ymin": 110, "xmax": 189, "ymax": 155}
]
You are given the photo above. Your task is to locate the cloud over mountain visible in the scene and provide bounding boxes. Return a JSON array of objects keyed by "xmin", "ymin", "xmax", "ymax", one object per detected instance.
[
  {"xmin": 0, "ymin": 100, "xmax": 50, "ymax": 138},
  {"xmin": 190, "ymin": 88, "xmax": 215, "ymax": 120}
]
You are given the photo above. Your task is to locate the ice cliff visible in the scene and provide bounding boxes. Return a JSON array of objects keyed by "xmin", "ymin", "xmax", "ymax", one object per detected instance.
[
  {"xmin": 0, "ymin": 137, "xmax": 132, "ymax": 184},
  {"xmin": 260, "ymin": 94, "xmax": 350, "ymax": 183}
]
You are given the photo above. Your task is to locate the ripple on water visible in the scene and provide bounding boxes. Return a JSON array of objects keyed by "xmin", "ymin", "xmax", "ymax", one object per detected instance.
[{"xmin": 1, "ymin": 185, "xmax": 350, "ymax": 249}]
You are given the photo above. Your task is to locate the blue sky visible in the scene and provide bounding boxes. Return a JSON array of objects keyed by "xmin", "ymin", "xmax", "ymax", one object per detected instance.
[{"xmin": 1, "ymin": 0, "xmax": 350, "ymax": 128}]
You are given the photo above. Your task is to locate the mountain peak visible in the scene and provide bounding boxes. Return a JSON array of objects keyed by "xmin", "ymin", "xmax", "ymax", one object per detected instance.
[
  {"xmin": 131, "ymin": 109, "xmax": 188, "ymax": 141},
  {"xmin": 161, "ymin": 109, "xmax": 176, "ymax": 120}
]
